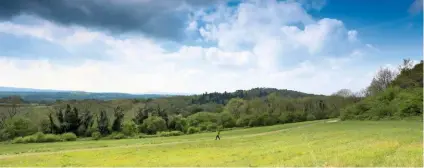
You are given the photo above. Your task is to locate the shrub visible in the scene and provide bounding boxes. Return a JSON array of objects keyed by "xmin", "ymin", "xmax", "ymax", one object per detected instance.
[
  {"xmin": 198, "ymin": 122, "xmax": 208, "ymax": 131},
  {"xmin": 4, "ymin": 117, "xmax": 37, "ymax": 138},
  {"xmin": 187, "ymin": 112, "xmax": 220, "ymax": 127},
  {"xmin": 91, "ymin": 131, "xmax": 101, "ymax": 140},
  {"xmin": 219, "ymin": 112, "xmax": 236, "ymax": 128},
  {"xmin": 22, "ymin": 135, "xmax": 36, "ymax": 143},
  {"xmin": 11, "ymin": 132, "xmax": 63, "ymax": 144},
  {"xmin": 157, "ymin": 131, "xmax": 183, "ymax": 137},
  {"xmin": 139, "ymin": 116, "xmax": 167, "ymax": 135},
  {"xmin": 206, "ymin": 123, "xmax": 218, "ymax": 131},
  {"xmin": 12, "ymin": 137, "xmax": 24, "ymax": 144},
  {"xmin": 138, "ymin": 133, "xmax": 158, "ymax": 139},
  {"xmin": 167, "ymin": 115, "xmax": 188, "ymax": 132},
  {"xmin": 33, "ymin": 132, "xmax": 45, "ymax": 142},
  {"xmin": 43, "ymin": 134, "xmax": 62, "ymax": 142},
  {"xmin": 186, "ymin": 127, "xmax": 199, "ymax": 134},
  {"xmin": 61, "ymin": 133, "xmax": 77, "ymax": 141},
  {"xmin": 85, "ymin": 127, "xmax": 97, "ymax": 137},
  {"xmin": 107, "ymin": 132, "xmax": 126, "ymax": 139},
  {"xmin": 0, "ymin": 129, "xmax": 10, "ymax": 141},
  {"xmin": 306, "ymin": 114, "xmax": 316, "ymax": 121},
  {"xmin": 122, "ymin": 121, "xmax": 137, "ymax": 136},
  {"xmin": 236, "ymin": 116, "xmax": 250, "ymax": 127}
]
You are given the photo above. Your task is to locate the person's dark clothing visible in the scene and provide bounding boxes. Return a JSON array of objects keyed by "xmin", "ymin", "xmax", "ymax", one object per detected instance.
[{"xmin": 215, "ymin": 130, "xmax": 221, "ymax": 140}]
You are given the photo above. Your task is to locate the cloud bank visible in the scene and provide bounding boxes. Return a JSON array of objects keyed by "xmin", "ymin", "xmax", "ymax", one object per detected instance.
[{"xmin": 0, "ymin": 0, "xmax": 390, "ymax": 95}]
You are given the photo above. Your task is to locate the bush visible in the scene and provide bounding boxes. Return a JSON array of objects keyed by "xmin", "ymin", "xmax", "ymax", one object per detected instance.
[
  {"xmin": 167, "ymin": 115, "xmax": 188, "ymax": 132},
  {"xmin": 91, "ymin": 131, "xmax": 101, "ymax": 140},
  {"xmin": 85, "ymin": 127, "xmax": 97, "ymax": 137},
  {"xmin": 198, "ymin": 122, "xmax": 208, "ymax": 131},
  {"xmin": 39, "ymin": 119, "xmax": 51, "ymax": 134},
  {"xmin": 61, "ymin": 133, "xmax": 77, "ymax": 141},
  {"xmin": 122, "ymin": 121, "xmax": 137, "ymax": 136},
  {"xmin": 157, "ymin": 131, "xmax": 183, "ymax": 137},
  {"xmin": 236, "ymin": 116, "xmax": 250, "ymax": 127},
  {"xmin": 0, "ymin": 129, "xmax": 10, "ymax": 141},
  {"xmin": 107, "ymin": 132, "xmax": 126, "ymax": 139},
  {"xmin": 187, "ymin": 112, "xmax": 220, "ymax": 127},
  {"xmin": 186, "ymin": 127, "xmax": 200, "ymax": 134},
  {"xmin": 43, "ymin": 134, "xmax": 62, "ymax": 142},
  {"xmin": 4, "ymin": 117, "xmax": 37, "ymax": 139},
  {"xmin": 12, "ymin": 137, "xmax": 24, "ymax": 144},
  {"xmin": 206, "ymin": 123, "xmax": 218, "ymax": 131},
  {"xmin": 219, "ymin": 112, "xmax": 236, "ymax": 128},
  {"xmin": 34, "ymin": 132, "xmax": 45, "ymax": 142},
  {"xmin": 138, "ymin": 133, "xmax": 158, "ymax": 139},
  {"xmin": 306, "ymin": 114, "xmax": 316, "ymax": 121},
  {"xmin": 341, "ymin": 86, "xmax": 423, "ymax": 120},
  {"xmin": 22, "ymin": 135, "xmax": 37, "ymax": 143},
  {"xmin": 139, "ymin": 116, "xmax": 167, "ymax": 135},
  {"xmin": 11, "ymin": 132, "xmax": 63, "ymax": 144}
]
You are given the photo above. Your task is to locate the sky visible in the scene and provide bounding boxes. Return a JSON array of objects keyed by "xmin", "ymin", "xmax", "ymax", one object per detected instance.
[{"xmin": 0, "ymin": 0, "xmax": 422, "ymax": 95}]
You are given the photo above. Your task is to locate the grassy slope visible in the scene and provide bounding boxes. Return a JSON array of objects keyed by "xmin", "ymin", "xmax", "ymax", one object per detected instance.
[{"xmin": 0, "ymin": 120, "xmax": 422, "ymax": 167}]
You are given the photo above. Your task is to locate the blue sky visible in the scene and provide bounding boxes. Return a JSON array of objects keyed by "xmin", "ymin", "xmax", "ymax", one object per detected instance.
[{"xmin": 0, "ymin": 0, "xmax": 422, "ymax": 94}]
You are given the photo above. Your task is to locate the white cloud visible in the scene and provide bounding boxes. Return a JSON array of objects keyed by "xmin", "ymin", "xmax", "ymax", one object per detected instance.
[
  {"xmin": 0, "ymin": 0, "xmax": 384, "ymax": 95},
  {"xmin": 348, "ymin": 30, "xmax": 358, "ymax": 42}
]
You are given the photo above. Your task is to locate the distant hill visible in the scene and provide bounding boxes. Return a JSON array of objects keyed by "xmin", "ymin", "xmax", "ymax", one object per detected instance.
[
  {"xmin": 0, "ymin": 87, "xmax": 176, "ymax": 103},
  {"xmin": 0, "ymin": 86, "xmax": 68, "ymax": 92}
]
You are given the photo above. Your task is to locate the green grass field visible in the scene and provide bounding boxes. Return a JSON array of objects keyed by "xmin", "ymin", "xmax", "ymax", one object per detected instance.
[{"xmin": 0, "ymin": 120, "xmax": 422, "ymax": 167}]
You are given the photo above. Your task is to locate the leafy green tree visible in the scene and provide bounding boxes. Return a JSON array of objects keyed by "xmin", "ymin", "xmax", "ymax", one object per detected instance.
[
  {"xmin": 3, "ymin": 117, "xmax": 37, "ymax": 138},
  {"xmin": 39, "ymin": 119, "xmax": 51, "ymax": 134},
  {"xmin": 78, "ymin": 109, "xmax": 94, "ymax": 136},
  {"xmin": 122, "ymin": 121, "xmax": 137, "ymax": 136},
  {"xmin": 133, "ymin": 106, "xmax": 152, "ymax": 125},
  {"xmin": 139, "ymin": 116, "xmax": 167, "ymax": 135},
  {"xmin": 97, "ymin": 110, "xmax": 110, "ymax": 135},
  {"xmin": 112, "ymin": 106, "xmax": 125, "ymax": 132},
  {"xmin": 218, "ymin": 112, "xmax": 236, "ymax": 128},
  {"xmin": 224, "ymin": 98, "xmax": 248, "ymax": 119},
  {"xmin": 64, "ymin": 106, "xmax": 81, "ymax": 135},
  {"xmin": 167, "ymin": 115, "xmax": 188, "ymax": 132},
  {"xmin": 187, "ymin": 112, "xmax": 219, "ymax": 127}
]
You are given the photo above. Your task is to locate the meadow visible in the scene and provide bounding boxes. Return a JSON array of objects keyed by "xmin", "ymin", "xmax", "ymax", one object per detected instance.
[{"xmin": 0, "ymin": 120, "xmax": 422, "ymax": 167}]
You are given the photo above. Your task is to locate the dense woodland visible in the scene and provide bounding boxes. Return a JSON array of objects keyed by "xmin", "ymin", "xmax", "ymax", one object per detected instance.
[{"xmin": 0, "ymin": 59, "xmax": 422, "ymax": 143}]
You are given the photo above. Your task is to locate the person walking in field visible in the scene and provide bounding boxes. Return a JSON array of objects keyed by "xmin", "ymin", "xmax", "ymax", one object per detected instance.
[{"xmin": 215, "ymin": 129, "xmax": 221, "ymax": 140}]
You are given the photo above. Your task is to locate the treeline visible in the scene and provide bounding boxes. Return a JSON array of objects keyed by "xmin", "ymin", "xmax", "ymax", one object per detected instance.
[
  {"xmin": 3, "ymin": 58, "xmax": 418, "ymax": 142},
  {"xmin": 0, "ymin": 92, "xmax": 355, "ymax": 142},
  {"xmin": 190, "ymin": 88, "xmax": 316, "ymax": 104},
  {"xmin": 340, "ymin": 59, "xmax": 423, "ymax": 120}
]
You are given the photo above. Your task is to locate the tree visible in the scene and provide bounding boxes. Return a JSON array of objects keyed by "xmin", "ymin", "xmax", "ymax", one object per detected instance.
[
  {"xmin": 48, "ymin": 113, "xmax": 59, "ymax": 134},
  {"xmin": 64, "ymin": 106, "xmax": 81, "ymax": 134},
  {"xmin": 224, "ymin": 98, "xmax": 248, "ymax": 119},
  {"xmin": 78, "ymin": 109, "xmax": 94, "ymax": 136},
  {"xmin": 332, "ymin": 89, "xmax": 354, "ymax": 98},
  {"xmin": 112, "ymin": 106, "xmax": 125, "ymax": 132},
  {"xmin": 139, "ymin": 116, "xmax": 167, "ymax": 134},
  {"xmin": 367, "ymin": 67, "xmax": 397, "ymax": 96},
  {"xmin": 133, "ymin": 106, "xmax": 152, "ymax": 125},
  {"xmin": 3, "ymin": 117, "xmax": 37, "ymax": 138},
  {"xmin": 97, "ymin": 110, "xmax": 110, "ymax": 135},
  {"xmin": 0, "ymin": 97, "xmax": 20, "ymax": 129},
  {"xmin": 398, "ymin": 58, "xmax": 414, "ymax": 72},
  {"xmin": 122, "ymin": 121, "xmax": 137, "ymax": 136}
]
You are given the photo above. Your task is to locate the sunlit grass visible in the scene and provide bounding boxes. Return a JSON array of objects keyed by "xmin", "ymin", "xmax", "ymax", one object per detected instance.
[{"xmin": 0, "ymin": 120, "xmax": 422, "ymax": 167}]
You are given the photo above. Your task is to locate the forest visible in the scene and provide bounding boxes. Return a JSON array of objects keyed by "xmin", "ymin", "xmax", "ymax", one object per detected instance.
[{"xmin": 0, "ymin": 59, "xmax": 422, "ymax": 143}]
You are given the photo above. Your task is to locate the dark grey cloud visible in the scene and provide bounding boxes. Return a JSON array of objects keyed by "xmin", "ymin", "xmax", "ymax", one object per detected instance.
[{"xmin": 0, "ymin": 0, "xmax": 226, "ymax": 40}]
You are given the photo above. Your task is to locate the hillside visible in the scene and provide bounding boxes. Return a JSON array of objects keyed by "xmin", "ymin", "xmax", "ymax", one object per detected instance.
[
  {"xmin": 0, "ymin": 120, "xmax": 421, "ymax": 167},
  {"xmin": 0, "ymin": 91, "xmax": 170, "ymax": 103},
  {"xmin": 341, "ymin": 60, "xmax": 423, "ymax": 120}
]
